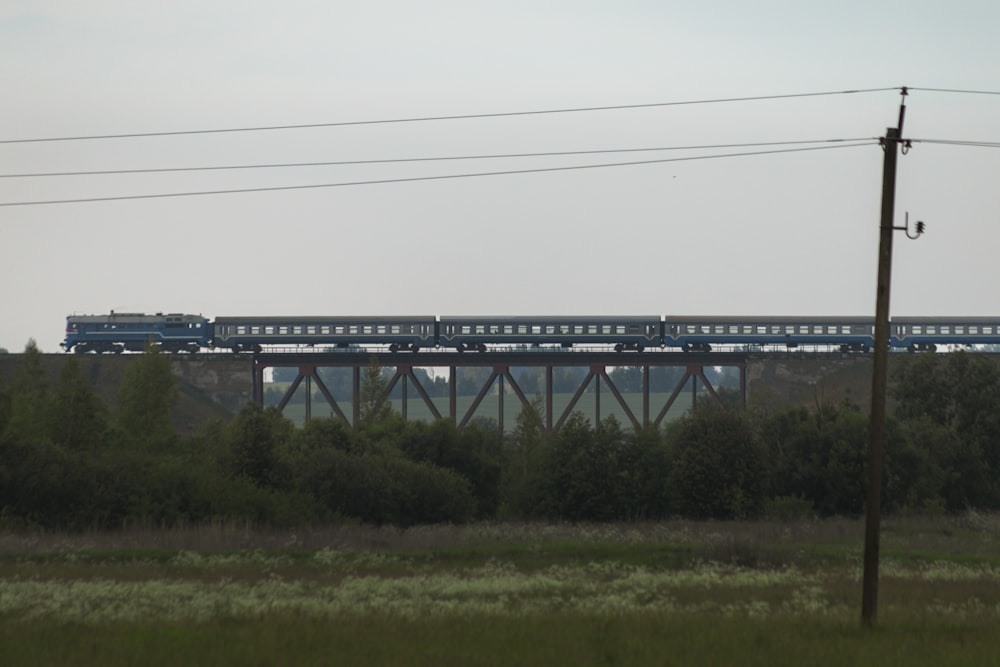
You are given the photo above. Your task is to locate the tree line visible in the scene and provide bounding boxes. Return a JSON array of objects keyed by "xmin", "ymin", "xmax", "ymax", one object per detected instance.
[{"xmin": 1, "ymin": 343, "xmax": 999, "ymax": 529}]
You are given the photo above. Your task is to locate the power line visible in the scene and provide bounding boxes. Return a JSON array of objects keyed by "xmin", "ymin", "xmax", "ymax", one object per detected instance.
[
  {"xmin": 908, "ymin": 87, "xmax": 1000, "ymax": 96},
  {"xmin": 0, "ymin": 138, "xmax": 875, "ymax": 178},
  {"xmin": 0, "ymin": 141, "xmax": 877, "ymax": 207},
  {"xmin": 0, "ymin": 88, "xmax": 899, "ymax": 145},
  {"xmin": 909, "ymin": 138, "xmax": 1000, "ymax": 148}
]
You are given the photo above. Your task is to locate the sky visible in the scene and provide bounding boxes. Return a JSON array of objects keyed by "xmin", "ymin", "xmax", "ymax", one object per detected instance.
[{"xmin": 2, "ymin": 1, "xmax": 999, "ymax": 352}]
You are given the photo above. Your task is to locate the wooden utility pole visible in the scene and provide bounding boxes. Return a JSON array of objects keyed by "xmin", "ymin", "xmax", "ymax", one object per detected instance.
[{"xmin": 862, "ymin": 90, "xmax": 907, "ymax": 627}]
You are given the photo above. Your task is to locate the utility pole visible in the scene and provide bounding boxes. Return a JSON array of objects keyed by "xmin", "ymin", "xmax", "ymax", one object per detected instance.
[{"xmin": 862, "ymin": 89, "xmax": 909, "ymax": 627}]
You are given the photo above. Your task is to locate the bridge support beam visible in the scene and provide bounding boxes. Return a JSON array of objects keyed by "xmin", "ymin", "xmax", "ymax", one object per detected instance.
[{"xmin": 253, "ymin": 351, "xmax": 747, "ymax": 431}]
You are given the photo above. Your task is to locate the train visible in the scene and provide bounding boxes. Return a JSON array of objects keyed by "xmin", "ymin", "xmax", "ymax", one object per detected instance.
[{"xmin": 60, "ymin": 312, "xmax": 1000, "ymax": 355}]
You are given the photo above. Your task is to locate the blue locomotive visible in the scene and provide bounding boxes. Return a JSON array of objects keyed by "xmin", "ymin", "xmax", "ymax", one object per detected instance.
[
  {"xmin": 61, "ymin": 313, "xmax": 1000, "ymax": 354},
  {"xmin": 62, "ymin": 312, "xmax": 211, "ymax": 354}
]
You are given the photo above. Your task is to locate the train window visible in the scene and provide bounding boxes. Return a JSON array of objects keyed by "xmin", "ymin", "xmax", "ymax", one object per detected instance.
[
  {"xmin": 955, "ymin": 326, "xmax": 965, "ymax": 334},
  {"xmin": 941, "ymin": 326, "xmax": 950, "ymax": 334},
  {"xmin": 926, "ymin": 326, "xmax": 936, "ymax": 334},
  {"xmin": 969, "ymin": 326, "xmax": 979, "ymax": 335},
  {"xmin": 984, "ymin": 326, "xmax": 993, "ymax": 335}
]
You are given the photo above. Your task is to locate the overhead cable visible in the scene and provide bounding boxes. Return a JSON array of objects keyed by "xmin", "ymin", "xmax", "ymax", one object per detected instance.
[
  {"xmin": 907, "ymin": 87, "xmax": 1000, "ymax": 96},
  {"xmin": 909, "ymin": 138, "xmax": 1000, "ymax": 148},
  {"xmin": 0, "ymin": 138, "xmax": 876, "ymax": 178},
  {"xmin": 0, "ymin": 88, "xmax": 899, "ymax": 144},
  {"xmin": 0, "ymin": 141, "xmax": 877, "ymax": 207}
]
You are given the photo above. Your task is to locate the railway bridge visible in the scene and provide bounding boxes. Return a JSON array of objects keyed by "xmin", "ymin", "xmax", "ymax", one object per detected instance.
[{"xmin": 253, "ymin": 350, "xmax": 750, "ymax": 432}]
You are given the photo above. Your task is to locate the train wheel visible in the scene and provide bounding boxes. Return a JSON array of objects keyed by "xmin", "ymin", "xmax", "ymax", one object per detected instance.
[
  {"xmin": 636, "ymin": 344, "xmax": 645, "ymax": 353},
  {"xmin": 456, "ymin": 343, "xmax": 466, "ymax": 353},
  {"xmin": 614, "ymin": 344, "xmax": 624, "ymax": 353},
  {"xmin": 389, "ymin": 344, "xmax": 399, "ymax": 353}
]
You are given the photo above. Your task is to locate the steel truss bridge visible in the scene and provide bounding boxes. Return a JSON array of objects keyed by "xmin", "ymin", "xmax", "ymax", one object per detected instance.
[{"xmin": 254, "ymin": 350, "xmax": 748, "ymax": 431}]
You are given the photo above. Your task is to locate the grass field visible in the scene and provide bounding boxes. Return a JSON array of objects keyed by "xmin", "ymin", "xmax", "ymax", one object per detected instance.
[{"xmin": 2, "ymin": 517, "xmax": 999, "ymax": 666}]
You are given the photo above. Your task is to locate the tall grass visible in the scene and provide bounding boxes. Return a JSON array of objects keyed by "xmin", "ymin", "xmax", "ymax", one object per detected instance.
[{"xmin": 2, "ymin": 517, "xmax": 999, "ymax": 666}]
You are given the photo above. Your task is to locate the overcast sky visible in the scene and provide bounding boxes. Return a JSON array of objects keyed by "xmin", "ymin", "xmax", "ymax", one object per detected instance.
[{"xmin": 2, "ymin": 1, "xmax": 999, "ymax": 351}]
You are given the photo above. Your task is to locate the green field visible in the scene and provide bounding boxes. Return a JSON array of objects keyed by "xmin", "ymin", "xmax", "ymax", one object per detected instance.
[{"xmin": 2, "ymin": 517, "xmax": 999, "ymax": 666}]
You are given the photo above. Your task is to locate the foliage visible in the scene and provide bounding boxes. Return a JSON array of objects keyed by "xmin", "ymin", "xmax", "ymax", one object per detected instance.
[
  {"xmin": 116, "ymin": 343, "xmax": 179, "ymax": 450},
  {"xmin": 668, "ymin": 404, "xmax": 766, "ymax": 519},
  {"xmin": 358, "ymin": 357, "xmax": 394, "ymax": 427},
  {"xmin": 5, "ymin": 349, "xmax": 1000, "ymax": 529},
  {"xmin": 226, "ymin": 404, "xmax": 293, "ymax": 490},
  {"xmin": 394, "ymin": 419, "xmax": 502, "ymax": 519},
  {"xmin": 892, "ymin": 352, "xmax": 1000, "ymax": 510},
  {"xmin": 761, "ymin": 402, "xmax": 868, "ymax": 517}
]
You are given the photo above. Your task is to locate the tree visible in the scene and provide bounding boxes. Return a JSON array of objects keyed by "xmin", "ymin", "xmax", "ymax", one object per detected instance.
[
  {"xmin": 51, "ymin": 356, "xmax": 108, "ymax": 451},
  {"xmin": 892, "ymin": 352, "xmax": 1000, "ymax": 509},
  {"xmin": 396, "ymin": 419, "xmax": 502, "ymax": 519},
  {"xmin": 762, "ymin": 402, "xmax": 867, "ymax": 517},
  {"xmin": 668, "ymin": 404, "xmax": 765, "ymax": 519},
  {"xmin": 227, "ymin": 403, "xmax": 293, "ymax": 489},
  {"xmin": 359, "ymin": 357, "xmax": 394, "ymax": 427},
  {"xmin": 537, "ymin": 413, "xmax": 633, "ymax": 521},
  {"xmin": 117, "ymin": 342, "xmax": 178, "ymax": 449},
  {"xmin": 1, "ymin": 340, "xmax": 51, "ymax": 443},
  {"xmin": 608, "ymin": 366, "xmax": 642, "ymax": 393}
]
